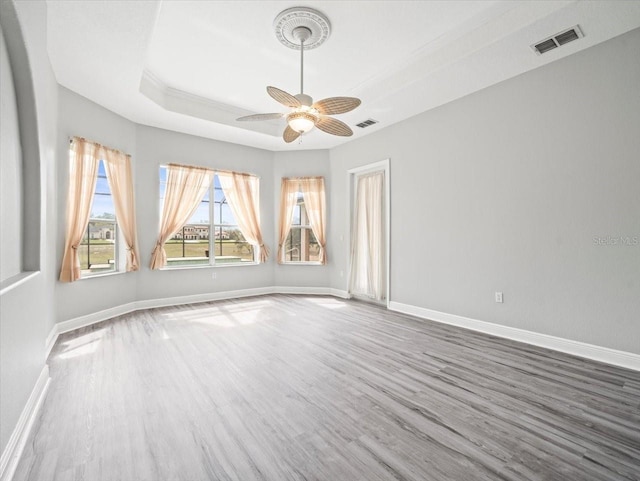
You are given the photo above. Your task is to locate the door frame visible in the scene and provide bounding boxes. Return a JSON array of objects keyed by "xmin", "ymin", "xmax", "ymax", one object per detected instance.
[{"xmin": 347, "ymin": 159, "xmax": 391, "ymax": 308}]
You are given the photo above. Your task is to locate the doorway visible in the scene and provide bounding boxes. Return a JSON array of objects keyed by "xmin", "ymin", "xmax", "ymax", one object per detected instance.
[{"xmin": 347, "ymin": 159, "xmax": 390, "ymax": 307}]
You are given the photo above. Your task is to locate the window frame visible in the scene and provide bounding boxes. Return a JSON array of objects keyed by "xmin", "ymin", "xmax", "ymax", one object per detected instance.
[
  {"xmin": 281, "ymin": 192, "xmax": 321, "ymax": 265},
  {"xmin": 159, "ymin": 165, "xmax": 259, "ymax": 269},
  {"xmin": 79, "ymin": 159, "xmax": 124, "ymax": 278}
]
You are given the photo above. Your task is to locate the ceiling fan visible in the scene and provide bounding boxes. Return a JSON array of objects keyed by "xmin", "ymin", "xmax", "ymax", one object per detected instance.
[{"xmin": 237, "ymin": 7, "xmax": 361, "ymax": 143}]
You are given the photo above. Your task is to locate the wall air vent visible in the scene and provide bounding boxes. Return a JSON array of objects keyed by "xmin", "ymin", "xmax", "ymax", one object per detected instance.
[
  {"xmin": 356, "ymin": 119, "xmax": 378, "ymax": 129},
  {"xmin": 532, "ymin": 25, "xmax": 583, "ymax": 55}
]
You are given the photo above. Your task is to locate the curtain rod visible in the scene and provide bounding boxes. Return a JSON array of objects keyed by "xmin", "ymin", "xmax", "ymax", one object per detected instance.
[
  {"xmin": 69, "ymin": 136, "xmax": 131, "ymax": 158},
  {"xmin": 164, "ymin": 163, "xmax": 259, "ymax": 179},
  {"xmin": 281, "ymin": 176, "xmax": 325, "ymax": 181}
]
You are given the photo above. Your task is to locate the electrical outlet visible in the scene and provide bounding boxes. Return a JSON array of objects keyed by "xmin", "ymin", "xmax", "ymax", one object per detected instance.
[
  {"xmin": 495, "ymin": 292, "xmax": 503, "ymax": 303},
  {"xmin": 211, "ymin": 272, "xmax": 217, "ymax": 280}
]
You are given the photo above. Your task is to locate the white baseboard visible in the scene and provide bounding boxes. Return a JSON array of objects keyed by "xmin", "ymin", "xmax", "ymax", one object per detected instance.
[
  {"xmin": 44, "ymin": 326, "xmax": 58, "ymax": 361},
  {"xmin": 273, "ymin": 286, "xmax": 331, "ymax": 295},
  {"xmin": 45, "ymin": 287, "xmax": 347, "ymax": 358},
  {"xmin": 273, "ymin": 286, "xmax": 350, "ymax": 299},
  {"xmin": 389, "ymin": 301, "xmax": 640, "ymax": 372},
  {"xmin": 328, "ymin": 288, "xmax": 351, "ymax": 299},
  {"xmin": 0, "ymin": 366, "xmax": 50, "ymax": 481}
]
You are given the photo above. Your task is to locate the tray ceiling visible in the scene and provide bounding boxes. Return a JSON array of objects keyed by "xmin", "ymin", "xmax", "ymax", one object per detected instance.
[{"xmin": 45, "ymin": 1, "xmax": 640, "ymax": 151}]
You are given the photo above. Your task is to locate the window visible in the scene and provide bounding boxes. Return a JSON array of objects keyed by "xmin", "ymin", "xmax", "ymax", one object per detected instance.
[
  {"xmin": 60, "ymin": 137, "xmax": 139, "ymax": 282},
  {"xmin": 80, "ymin": 160, "xmax": 118, "ymax": 276},
  {"xmin": 159, "ymin": 166, "xmax": 256, "ymax": 267},
  {"xmin": 283, "ymin": 193, "xmax": 320, "ymax": 262},
  {"xmin": 278, "ymin": 177, "xmax": 326, "ymax": 265}
]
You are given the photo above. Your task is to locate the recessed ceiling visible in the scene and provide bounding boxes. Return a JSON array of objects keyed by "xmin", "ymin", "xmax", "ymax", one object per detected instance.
[{"xmin": 45, "ymin": 1, "xmax": 640, "ymax": 151}]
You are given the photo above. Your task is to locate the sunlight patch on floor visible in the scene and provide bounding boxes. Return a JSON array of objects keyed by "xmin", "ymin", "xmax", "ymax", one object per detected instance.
[
  {"xmin": 60, "ymin": 329, "xmax": 105, "ymax": 350},
  {"xmin": 189, "ymin": 315, "xmax": 237, "ymax": 328},
  {"xmin": 59, "ymin": 339, "xmax": 101, "ymax": 359},
  {"xmin": 159, "ymin": 300, "xmax": 279, "ymax": 328},
  {"xmin": 306, "ymin": 297, "xmax": 347, "ymax": 309}
]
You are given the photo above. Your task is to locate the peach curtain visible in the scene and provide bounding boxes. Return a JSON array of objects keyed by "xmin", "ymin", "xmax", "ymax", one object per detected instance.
[
  {"xmin": 59, "ymin": 139, "xmax": 100, "ymax": 282},
  {"xmin": 103, "ymin": 148, "xmax": 140, "ymax": 272},
  {"xmin": 217, "ymin": 172, "xmax": 269, "ymax": 263},
  {"xmin": 277, "ymin": 178, "xmax": 300, "ymax": 263},
  {"xmin": 298, "ymin": 177, "xmax": 327, "ymax": 264},
  {"xmin": 150, "ymin": 164, "xmax": 213, "ymax": 269}
]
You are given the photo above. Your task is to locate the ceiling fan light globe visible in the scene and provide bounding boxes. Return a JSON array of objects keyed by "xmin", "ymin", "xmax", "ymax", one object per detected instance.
[{"xmin": 287, "ymin": 111, "xmax": 317, "ymax": 134}]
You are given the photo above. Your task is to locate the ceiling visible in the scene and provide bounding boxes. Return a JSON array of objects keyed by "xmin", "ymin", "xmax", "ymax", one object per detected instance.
[{"xmin": 45, "ymin": 1, "xmax": 640, "ymax": 152}]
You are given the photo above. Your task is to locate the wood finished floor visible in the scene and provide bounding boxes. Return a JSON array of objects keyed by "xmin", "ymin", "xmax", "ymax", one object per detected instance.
[{"xmin": 13, "ymin": 295, "xmax": 640, "ymax": 481}]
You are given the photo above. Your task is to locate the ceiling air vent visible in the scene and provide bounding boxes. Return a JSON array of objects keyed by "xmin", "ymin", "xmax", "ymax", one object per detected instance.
[
  {"xmin": 356, "ymin": 119, "xmax": 378, "ymax": 129},
  {"xmin": 532, "ymin": 25, "xmax": 583, "ymax": 55}
]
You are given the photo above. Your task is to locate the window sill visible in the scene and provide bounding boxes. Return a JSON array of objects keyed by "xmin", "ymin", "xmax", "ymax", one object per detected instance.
[
  {"xmin": 160, "ymin": 262, "xmax": 259, "ymax": 271},
  {"xmin": 280, "ymin": 262, "xmax": 324, "ymax": 266}
]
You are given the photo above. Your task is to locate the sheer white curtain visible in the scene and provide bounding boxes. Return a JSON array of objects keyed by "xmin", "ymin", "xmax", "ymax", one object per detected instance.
[
  {"xmin": 59, "ymin": 139, "xmax": 100, "ymax": 282},
  {"xmin": 217, "ymin": 171, "xmax": 269, "ymax": 263},
  {"xmin": 348, "ymin": 171, "xmax": 385, "ymax": 300},
  {"xmin": 277, "ymin": 178, "xmax": 300, "ymax": 263},
  {"xmin": 150, "ymin": 164, "xmax": 213, "ymax": 269},
  {"xmin": 103, "ymin": 147, "xmax": 140, "ymax": 272}
]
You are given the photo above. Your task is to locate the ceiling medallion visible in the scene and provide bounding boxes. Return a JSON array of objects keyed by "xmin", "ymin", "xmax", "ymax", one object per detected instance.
[{"xmin": 273, "ymin": 7, "xmax": 331, "ymax": 50}]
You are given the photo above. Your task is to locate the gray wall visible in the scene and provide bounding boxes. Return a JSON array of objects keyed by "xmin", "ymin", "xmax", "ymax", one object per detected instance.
[
  {"xmin": 0, "ymin": 0, "xmax": 57, "ymax": 455},
  {"xmin": 329, "ymin": 28, "xmax": 640, "ymax": 354}
]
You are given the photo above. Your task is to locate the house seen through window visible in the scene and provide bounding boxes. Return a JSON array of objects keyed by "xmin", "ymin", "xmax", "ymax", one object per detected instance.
[
  {"xmin": 284, "ymin": 193, "xmax": 320, "ymax": 262},
  {"xmin": 81, "ymin": 160, "xmax": 117, "ymax": 275},
  {"xmin": 159, "ymin": 166, "xmax": 255, "ymax": 266}
]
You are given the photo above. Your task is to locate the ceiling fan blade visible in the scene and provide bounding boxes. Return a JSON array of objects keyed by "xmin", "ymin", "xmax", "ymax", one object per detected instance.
[
  {"xmin": 267, "ymin": 86, "xmax": 301, "ymax": 108},
  {"xmin": 236, "ymin": 113, "xmax": 284, "ymax": 121},
  {"xmin": 316, "ymin": 116, "xmax": 353, "ymax": 137},
  {"xmin": 283, "ymin": 125, "xmax": 301, "ymax": 143},
  {"xmin": 312, "ymin": 97, "xmax": 361, "ymax": 115}
]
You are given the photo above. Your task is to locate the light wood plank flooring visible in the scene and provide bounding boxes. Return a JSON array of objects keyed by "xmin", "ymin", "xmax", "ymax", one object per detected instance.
[{"xmin": 13, "ymin": 295, "xmax": 640, "ymax": 481}]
